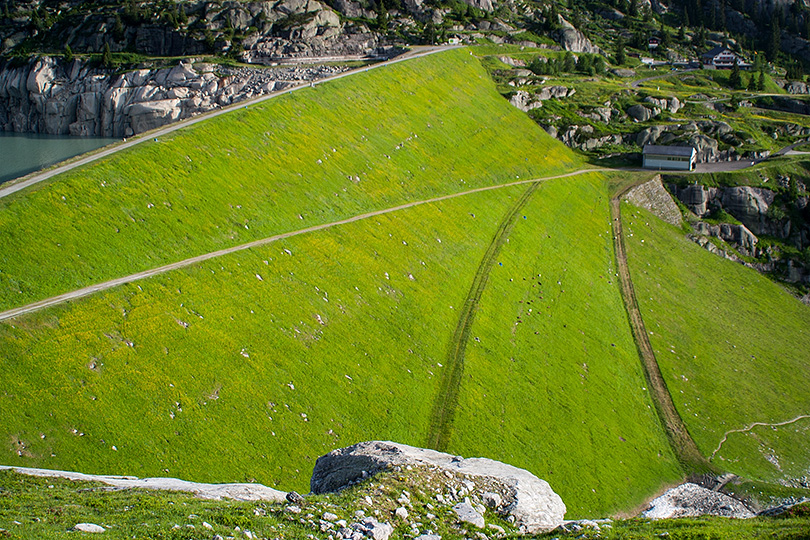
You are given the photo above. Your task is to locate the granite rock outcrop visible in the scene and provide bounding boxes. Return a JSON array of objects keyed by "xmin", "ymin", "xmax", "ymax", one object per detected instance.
[{"xmin": 0, "ymin": 57, "xmax": 347, "ymax": 137}]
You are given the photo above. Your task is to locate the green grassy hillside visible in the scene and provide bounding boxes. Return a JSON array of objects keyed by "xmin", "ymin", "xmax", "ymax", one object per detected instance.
[
  {"xmin": 0, "ymin": 48, "xmax": 579, "ymax": 313},
  {"xmin": 1, "ymin": 176, "xmax": 687, "ymax": 517},
  {"xmin": 0, "ymin": 48, "xmax": 690, "ymax": 519},
  {"xmin": 0, "ymin": 187, "xmax": 525, "ymax": 491},
  {"xmin": 448, "ymin": 175, "xmax": 682, "ymax": 518},
  {"xmin": 622, "ymin": 202, "xmax": 810, "ymax": 486}
]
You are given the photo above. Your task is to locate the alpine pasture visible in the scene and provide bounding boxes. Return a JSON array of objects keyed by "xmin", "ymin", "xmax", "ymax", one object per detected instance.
[
  {"xmin": 0, "ymin": 48, "xmax": 579, "ymax": 313},
  {"xmin": 7, "ymin": 44, "xmax": 805, "ymax": 519},
  {"xmin": 449, "ymin": 174, "xmax": 683, "ymax": 517}
]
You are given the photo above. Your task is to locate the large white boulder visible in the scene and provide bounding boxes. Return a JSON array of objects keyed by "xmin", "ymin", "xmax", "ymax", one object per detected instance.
[{"xmin": 310, "ymin": 441, "xmax": 566, "ymax": 533}]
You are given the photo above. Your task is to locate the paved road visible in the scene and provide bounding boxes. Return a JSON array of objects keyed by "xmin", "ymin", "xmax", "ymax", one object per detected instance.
[
  {"xmin": 0, "ymin": 168, "xmax": 602, "ymax": 322},
  {"xmin": 0, "ymin": 45, "xmax": 454, "ymax": 200},
  {"xmin": 693, "ymin": 160, "xmax": 758, "ymax": 173},
  {"xmin": 774, "ymin": 139, "xmax": 810, "ymax": 156}
]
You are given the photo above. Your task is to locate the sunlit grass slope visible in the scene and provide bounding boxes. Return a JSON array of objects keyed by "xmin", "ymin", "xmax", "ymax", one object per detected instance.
[
  {"xmin": 449, "ymin": 176, "xmax": 682, "ymax": 518},
  {"xmin": 0, "ymin": 48, "xmax": 579, "ymax": 313},
  {"xmin": 622, "ymin": 202, "xmax": 810, "ymax": 486},
  {"xmin": 0, "ymin": 187, "xmax": 525, "ymax": 491}
]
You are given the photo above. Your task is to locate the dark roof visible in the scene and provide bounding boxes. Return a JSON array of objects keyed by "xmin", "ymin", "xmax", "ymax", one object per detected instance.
[
  {"xmin": 701, "ymin": 46, "xmax": 728, "ymax": 58},
  {"xmin": 643, "ymin": 145, "xmax": 695, "ymax": 157}
]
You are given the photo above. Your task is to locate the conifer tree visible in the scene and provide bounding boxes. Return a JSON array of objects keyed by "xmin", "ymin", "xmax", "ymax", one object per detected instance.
[
  {"xmin": 615, "ymin": 35, "xmax": 626, "ymax": 65},
  {"xmin": 102, "ymin": 43, "xmax": 114, "ymax": 68},
  {"xmin": 747, "ymin": 72, "xmax": 757, "ymax": 91},
  {"xmin": 729, "ymin": 58, "xmax": 742, "ymax": 89}
]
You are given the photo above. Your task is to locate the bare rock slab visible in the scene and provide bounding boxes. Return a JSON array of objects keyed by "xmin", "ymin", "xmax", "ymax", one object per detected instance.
[
  {"xmin": 642, "ymin": 483, "xmax": 755, "ymax": 519},
  {"xmin": 310, "ymin": 441, "xmax": 566, "ymax": 532},
  {"xmin": 624, "ymin": 176, "xmax": 683, "ymax": 227},
  {"xmin": 453, "ymin": 501, "xmax": 485, "ymax": 528},
  {"xmin": 0, "ymin": 465, "xmax": 286, "ymax": 502}
]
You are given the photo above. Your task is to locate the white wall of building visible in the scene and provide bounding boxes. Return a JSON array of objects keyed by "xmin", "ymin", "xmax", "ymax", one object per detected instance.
[{"xmin": 643, "ymin": 155, "xmax": 693, "ymax": 170}]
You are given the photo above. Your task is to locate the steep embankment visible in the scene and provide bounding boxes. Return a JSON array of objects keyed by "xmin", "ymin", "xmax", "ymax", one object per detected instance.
[
  {"xmin": 622, "ymin": 202, "xmax": 810, "ymax": 487},
  {"xmin": 1, "ymin": 48, "xmax": 588, "ymax": 494},
  {"xmin": 0, "ymin": 47, "xmax": 689, "ymax": 517},
  {"xmin": 446, "ymin": 175, "xmax": 683, "ymax": 518},
  {"xmin": 0, "ymin": 48, "xmax": 580, "ymax": 313},
  {"xmin": 0, "ymin": 187, "xmax": 528, "ymax": 491}
]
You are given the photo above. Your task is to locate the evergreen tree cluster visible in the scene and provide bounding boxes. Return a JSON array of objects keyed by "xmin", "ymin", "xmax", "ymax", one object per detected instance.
[{"xmin": 529, "ymin": 52, "xmax": 606, "ymax": 76}]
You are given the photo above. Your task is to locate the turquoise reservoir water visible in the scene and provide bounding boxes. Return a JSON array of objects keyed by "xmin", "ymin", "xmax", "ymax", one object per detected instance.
[{"xmin": 0, "ymin": 132, "xmax": 117, "ymax": 185}]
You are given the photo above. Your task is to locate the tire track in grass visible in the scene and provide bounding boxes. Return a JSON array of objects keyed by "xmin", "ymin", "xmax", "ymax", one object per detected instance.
[
  {"xmin": 610, "ymin": 192, "xmax": 717, "ymax": 475},
  {"xmin": 426, "ymin": 181, "xmax": 541, "ymax": 452}
]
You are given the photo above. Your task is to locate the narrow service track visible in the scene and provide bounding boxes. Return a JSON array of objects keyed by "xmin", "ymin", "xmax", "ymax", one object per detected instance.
[
  {"xmin": 0, "ymin": 169, "xmax": 601, "ymax": 323},
  {"xmin": 426, "ymin": 181, "xmax": 542, "ymax": 452},
  {"xmin": 610, "ymin": 193, "xmax": 716, "ymax": 475}
]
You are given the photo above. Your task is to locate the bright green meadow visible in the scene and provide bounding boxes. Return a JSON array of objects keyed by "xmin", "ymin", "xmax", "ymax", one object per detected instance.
[
  {"xmin": 0, "ymin": 48, "xmax": 580, "ymax": 313},
  {"xmin": 0, "ymin": 187, "xmax": 524, "ymax": 491},
  {"xmin": 449, "ymin": 174, "xmax": 682, "ymax": 517},
  {"xmin": 0, "ymin": 175, "xmax": 685, "ymax": 517},
  {"xmin": 12, "ymin": 42, "xmax": 808, "ymax": 521},
  {"xmin": 622, "ymin": 202, "xmax": 810, "ymax": 486}
]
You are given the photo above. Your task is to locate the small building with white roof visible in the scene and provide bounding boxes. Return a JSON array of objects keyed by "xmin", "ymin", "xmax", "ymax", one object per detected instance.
[{"xmin": 642, "ymin": 145, "xmax": 697, "ymax": 171}]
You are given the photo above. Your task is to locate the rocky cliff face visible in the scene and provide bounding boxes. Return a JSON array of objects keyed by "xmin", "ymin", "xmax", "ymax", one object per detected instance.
[
  {"xmin": 0, "ymin": 0, "xmax": 392, "ymax": 61},
  {"xmin": 0, "ymin": 57, "xmax": 348, "ymax": 137},
  {"xmin": 668, "ymin": 180, "xmax": 810, "ymax": 288}
]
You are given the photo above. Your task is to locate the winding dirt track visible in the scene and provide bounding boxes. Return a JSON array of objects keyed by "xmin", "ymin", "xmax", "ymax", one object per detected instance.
[
  {"xmin": 0, "ymin": 169, "xmax": 602, "ymax": 323},
  {"xmin": 426, "ymin": 181, "xmax": 542, "ymax": 452},
  {"xmin": 610, "ymin": 189, "xmax": 715, "ymax": 475},
  {"xmin": 710, "ymin": 415, "xmax": 810, "ymax": 460}
]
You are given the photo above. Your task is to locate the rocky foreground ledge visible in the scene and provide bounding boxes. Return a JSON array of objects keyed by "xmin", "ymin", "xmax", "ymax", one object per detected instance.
[
  {"xmin": 0, "ymin": 464, "xmax": 287, "ymax": 502},
  {"xmin": 2, "ymin": 441, "xmax": 768, "ymax": 538}
]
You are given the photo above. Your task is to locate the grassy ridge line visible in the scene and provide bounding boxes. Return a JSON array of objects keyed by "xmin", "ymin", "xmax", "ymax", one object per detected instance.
[
  {"xmin": 0, "ymin": 169, "xmax": 602, "ymax": 323},
  {"xmin": 610, "ymin": 194, "xmax": 715, "ymax": 476},
  {"xmin": 0, "ymin": 48, "xmax": 581, "ymax": 313},
  {"xmin": 6, "ymin": 470, "xmax": 810, "ymax": 540},
  {"xmin": 426, "ymin": 181, "xmax": 541, "ymax": 452}
]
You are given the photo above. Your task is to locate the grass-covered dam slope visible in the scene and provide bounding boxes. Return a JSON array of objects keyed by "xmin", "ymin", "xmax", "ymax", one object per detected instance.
[
  {"xmin": 447, "ymin": 175, "xmax": 682, "ymax": 518},
  {"xmin": 0, "ymin": 48, "xmax": 579, "ymax": 313},
  {"xmin": 622, "ymin": 202, "xmax": 810, "ymax": 487},
  {"xmin": 0, "ymin": 186, "xmax": 527, "ymax": 494}
]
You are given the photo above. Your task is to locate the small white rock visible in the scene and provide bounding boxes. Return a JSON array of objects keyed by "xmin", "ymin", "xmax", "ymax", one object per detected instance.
[{"xmin": 73, "ymin": 523, "xmax": 106, "ymax": 533}]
